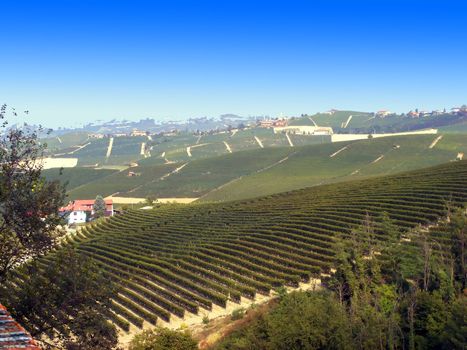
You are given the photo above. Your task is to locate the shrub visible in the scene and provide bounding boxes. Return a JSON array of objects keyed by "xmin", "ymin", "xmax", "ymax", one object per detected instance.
[
  {"xmin": 129, "ymin": 327, "xmax": 197, "ymax": 350},
  {"xmin": 231, "ymin": 308, "xmax": 245, "ymax": 321}
]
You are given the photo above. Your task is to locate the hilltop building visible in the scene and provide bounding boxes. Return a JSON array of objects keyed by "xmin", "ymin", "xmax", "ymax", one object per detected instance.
[
  {"xmin": 258, "ymin": 118, "xmax": 288, "ymax": 128},
  {"xmin": 131, "ymin": 129, "xmax": 148, "ymax": 137},
  {"xmin": 323, "ymin": 109, "xmax": 339, "ymax": 115},
  {"xmin": 59, "ymin": 199, "xmax": 114, "ymax": 225},
  {"xmin": 376, "ymin": 110, "xmax": 392, "ymax": 117},
  {"xmin": 88, "ymin": 133, "xmax": 104, "ymax": 139},
  {"xmin": 0, "ymin": 304, "xmax": 41, "ymax": 349},
  {"xmin": 273, "ymin": 125, "xmax": 333, "ymax": 135}
]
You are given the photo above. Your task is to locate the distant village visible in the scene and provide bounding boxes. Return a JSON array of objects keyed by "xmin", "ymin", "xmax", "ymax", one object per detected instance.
[{"xmin": 83, "ymin": 105, "xmax": 467, "ymax": 139}]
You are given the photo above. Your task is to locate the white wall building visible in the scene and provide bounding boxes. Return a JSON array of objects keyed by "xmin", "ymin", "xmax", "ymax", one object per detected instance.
[{"xmin": 67, "ymin": 210, "xmax": 87, "ymax": 225}]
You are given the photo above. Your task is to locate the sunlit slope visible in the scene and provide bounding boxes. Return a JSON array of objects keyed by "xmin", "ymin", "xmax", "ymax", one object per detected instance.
[
  {"xmin": 289, "ymin": 111, "xmax": 467, "ymax": 133},
  {"xmin": 42, "ymin": 132, "xmax": 90, "ymax": 152},
  {"xmin": 28, "ymin": 160, "xmax": 467, "ymax": 332},
  {"xmin": 43, "ymin": 168, "xmax": 118, "ymax": 191},
  {"xmin": 201, "ymin": 134, "xmax": 467, "ymax": 201},
  {"xmin": 65, "ymin": 163, "xmax": 179, "ymax": 200},
  {"xmin": 46, "ymin": 128, "xmax": 328, "ymax": 168}
]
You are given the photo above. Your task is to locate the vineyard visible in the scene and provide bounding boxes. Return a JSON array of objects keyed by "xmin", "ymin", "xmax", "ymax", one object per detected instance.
[{"xmin": 15, "ymin": 161, "xmax": 467, "ymax": 335}]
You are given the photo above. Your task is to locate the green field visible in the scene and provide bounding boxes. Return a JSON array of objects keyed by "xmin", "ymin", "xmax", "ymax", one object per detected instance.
[
  {"xmin": 16, "ymin": 161, "xmax": 467, "ymax": 331},
  {"xmin": 201, "ymin": 133, "xmax": 467, "ymax": 201},
  {"xmin": 289, "ymin": 110, "xmax": 467, "ymax": 133},
  {"xmin": 48, "ymin": 133, "xmax": 467, "ymax": 201},
  {"xmin": 43, "ymin": 168, "xmax": 118, "ymax": 191}
]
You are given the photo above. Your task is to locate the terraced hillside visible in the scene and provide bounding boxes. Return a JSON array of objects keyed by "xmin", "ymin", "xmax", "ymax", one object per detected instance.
[
  {"xmin": 47, "ymin": 134, "xmax": 467, "ymax": 201},
  {"xmin": 289, "ymin": 110, "xmax": 467, "ymax": 133},
  {"xmin": 202, "ymin": 133, "xmax": 467, "ymax": 201},
  {"xmin": 20, "ymin": 161, "xmax": 467, "ymax": 334}
]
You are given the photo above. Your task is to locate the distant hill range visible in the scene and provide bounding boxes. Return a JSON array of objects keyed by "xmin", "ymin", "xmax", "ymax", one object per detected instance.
[
  {"xmin": 39, "ymin": 105, "xmax": 467, "ymax": 203},
  {"xmin": 48, "ymin": 114, "xmax": 260, "ymax": 137}
]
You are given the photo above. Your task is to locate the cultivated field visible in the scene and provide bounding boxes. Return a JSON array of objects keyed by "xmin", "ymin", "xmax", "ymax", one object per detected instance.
[{"xmin": 18, "ymin": 160, "xmax": 467, "ymax": 341}]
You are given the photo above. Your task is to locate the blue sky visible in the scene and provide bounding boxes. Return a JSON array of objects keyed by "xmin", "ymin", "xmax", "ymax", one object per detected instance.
[{"xmin": 1, "ymin": 0, "xmax": 466, "ymax": 128}]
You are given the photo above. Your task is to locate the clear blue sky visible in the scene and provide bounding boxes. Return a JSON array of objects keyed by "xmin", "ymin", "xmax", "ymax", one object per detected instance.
[{"xmin": 1, "ymin": 0, "xmax": 466, "ymax": 128}]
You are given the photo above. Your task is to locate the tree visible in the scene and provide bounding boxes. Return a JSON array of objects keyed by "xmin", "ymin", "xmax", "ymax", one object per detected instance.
[
  {"xmin": 266, "ymin": 291, "xmax": 353, "ymax": 350},
  {"xmin": 0, "ymin": 248, "xmax": 118, "ymax": 349},
  {"xmin": 0, "ymin": 105, "xmax": 66, "ymax": 283},
  {"xmin": 447, "ymin": 208, "xmax": 466, "ymax": 290},
  {"xmin": 129, "ymin": 327, "xmax": 197, "ymax": 350},
  {"xmin": 93, "ymin": 195, "xmax": 106, "ymax": 219},
  {"xmin": 146, "ymin": 195, "xmax": 157, "ymax": 206}
]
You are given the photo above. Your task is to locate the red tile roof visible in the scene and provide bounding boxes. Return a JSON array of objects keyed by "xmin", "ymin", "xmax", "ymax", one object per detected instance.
[
  {"xmin": 0, "ymin": 304, "xmax": 41, "ymax": 349},
  {"xmin": 59, "ymin": 199, "xmax": 113, "ymax": 212}
]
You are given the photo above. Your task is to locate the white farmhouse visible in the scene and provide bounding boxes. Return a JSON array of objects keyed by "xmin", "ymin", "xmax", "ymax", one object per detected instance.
[{"xmin": 67, "ymin": 210, "xmax": 87, "ymax": 224}]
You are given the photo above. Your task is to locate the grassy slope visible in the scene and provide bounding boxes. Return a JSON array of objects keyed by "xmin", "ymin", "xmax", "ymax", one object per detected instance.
[
  {"xmin": 290, "ymin": 111, "xmax": 467, "ymax": 133},
  {"xmin": 48, "ymin": 128, "xmax": 330, "ymax": 167},
  {"xmin": 125, "ymin": 148, "xmax": 293, "ymax": 198},
  {"xmin": 201, "ymin": 134, "xmax": 467, "ymax": 202},
  {"xmin": 42, "ymin": 132, "xmax": 90, "ymax": 152},
  {"xmin": 43, "ymin": 168, "xmax": 118, "ymax": 191},
  {"xmin": 65, "ymin": 163, "xmax": 179, "ymax": 200}
]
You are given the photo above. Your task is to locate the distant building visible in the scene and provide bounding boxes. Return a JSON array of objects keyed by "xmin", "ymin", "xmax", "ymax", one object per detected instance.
[
  {"xmin": 131, "ymin": 129, "xmax": 147, "ymax": 137},
  {"xmin": 88, "ymin": 133, "xmax": 104, "ymax": 139},
  {"xmin": 324, "ymin": 109, "xmax": 339, "ymax": 115},
  {"xmin": 273, "ymin": 125, "xmax": 334, "ymax": 135},
  {"xmin": 407, "ymin": 110, "xmax": 419, "ymax": 118},
  {"xmin": 457, "ymin": 152, "xmax": 464, "ymax": 161},
  {"xmin": 0, "ymin": 304, "xmax": 41, "ymax": 349},
  {"xmin": 376, "ymin": 110, "xmax": 392, "ymax": 117},
  {"xmin": 258, "ymin": 118, "xmax": 288, "ymax": 128},
  {"xmin": 59, "ymin": 199, "xmax": 114, "ymax": 225}
]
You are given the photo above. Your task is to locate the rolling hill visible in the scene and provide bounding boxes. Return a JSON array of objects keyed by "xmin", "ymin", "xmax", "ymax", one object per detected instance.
[
  {"xmin": 46, "ymin": 133, "xmax": 467, "ymax": 202},
  {"xmin": 12, "ymin": 160, "xmax": 467, "ymax": 335},
  {"xmin": 289, "ymin": 110, "xmax": 467, "ymax": 133}
]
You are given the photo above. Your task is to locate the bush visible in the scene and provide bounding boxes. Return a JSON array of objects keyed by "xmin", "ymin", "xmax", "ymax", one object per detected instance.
[
  {"xmin": 231, "ymin": 308, "xmax": 245, "ymax": 321},
  {"xmin": 129, "ymin": 327, "xmax": 197, "ymax": 350}
]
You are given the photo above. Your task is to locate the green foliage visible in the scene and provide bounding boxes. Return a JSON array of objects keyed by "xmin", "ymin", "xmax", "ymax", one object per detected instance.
[
  {"xmin": 231, "ymin": 308, "xmax": 245, "ymax": 321},
  {"xmin": 202, "ymin": 315, "xmax": 210, "ymax": 324},
  {"xmin": 129, "ymin": 328, "xmax": 197, "ymax": 350},
  {"xmin": 215, "ymin": 291, "xmax": 352, "ymax": 350},
  {"xmin": 93, "ymin": 195, "xmax": 106, "ymax": 218},
  {"xmin": 0, "ymin": 104, "xmax": 66, "ymax": 282},
  {"xmin": 0, "ymin": 248, "xmax": 117, "ymax": 349}
]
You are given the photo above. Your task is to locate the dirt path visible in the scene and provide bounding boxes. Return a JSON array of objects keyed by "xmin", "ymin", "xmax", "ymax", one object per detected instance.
[
  {"xmin": 106, "ymin": 137, "xmax": 114, "ymax": 158},
  {"xmin": 330, "ymin": 145, "xmax": 348, "ymax": 158},
  {"xmin": 342, "ymin": 115, "xmax": 352, "ymax": 128},
  {"xmin": 285, "ymin": 133, "xmax": 294, "ymax": 147},
  {"xmin": 140, "ymin": 142, "xmax": 146, "ymax": 156},
  {"xmin": 371, "ymin": 155, "xmax": 384, "ymax": 164},
  {"xmin": 55, "ymin": 142, "xmax": 91, "ymax": 156},
  {"xmin": 196, "ymin": 135, "xmax": 202, "ymax": 144},
  {"xmin": 57, "ymin": 136, "xmax": 62, "ymax": 143},
  {"xmin": 186, "ymin": 146, "xmax": 192, "ymax": 157},
  {"xmin": 160, "ymin": 163, "xmax": 188, "ymax": 180},
  {"xmin": 223, "ymin": 141, "xmax": 232, "ymax": 153},
  {"xmin": 254, "ymin": 136, "xmax": 264, "ymax": 148},
  {"xmin": 429, "ymin": 135, "xmax": 443, "ymax": 149},
  {"xmin": 308, "ymin": 117, "xmax": 318, "ymax": 127},
  {"xmin": 231, "ymin": 129, "xmax": 238, "ymax": 137}
]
